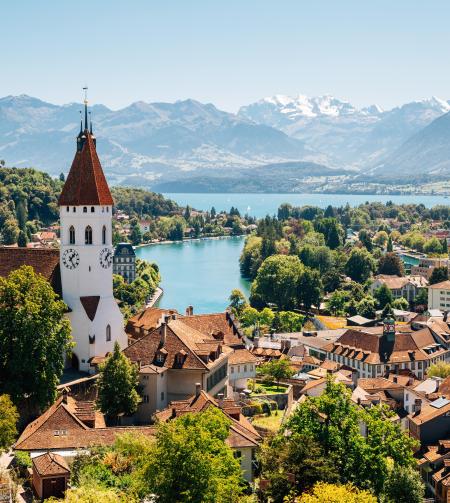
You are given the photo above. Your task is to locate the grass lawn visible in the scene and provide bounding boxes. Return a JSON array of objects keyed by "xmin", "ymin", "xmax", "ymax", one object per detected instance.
[
  {"xmin": 252, "ymin": 411, "xmax": 283, "ymax": 432},
  {"xmin": 251, "ymin": 381, "xmax": 288, "ymax": 395}
]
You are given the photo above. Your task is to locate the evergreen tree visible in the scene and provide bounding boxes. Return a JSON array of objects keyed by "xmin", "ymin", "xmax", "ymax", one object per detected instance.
[
  {"xmin": 97, "ymin": 342, "xmax": 141, "ymax": 423},
  {"xmin": 59, "ymin": 172, "xmax": 65, "ymax": 182},
  {"xmin": 210, "ymin": 206, "xmax": 216, "ymax": 219},
  {"xmin": 184, "ymin": 205, "xmax": 191, "ymax": 221},
  {"xmin": 15, "ymin": 198, "xmax": 27, "ymax": 230},
  {"xmin": 129, "ymin": 220, "xmax": 143, "ymax": 246},
  {"xmin": 17, "ymin": 230, "xmax": 28, "ymax": 248},
  {"xmin": 387, "ymin": 235, "xmax": 393, "ymax": 252}
]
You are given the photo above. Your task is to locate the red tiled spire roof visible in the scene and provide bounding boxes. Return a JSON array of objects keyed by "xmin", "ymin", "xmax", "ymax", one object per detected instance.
[{"xmin": 58, "ymin": 131, "xmax": 114, "ymax": 206}]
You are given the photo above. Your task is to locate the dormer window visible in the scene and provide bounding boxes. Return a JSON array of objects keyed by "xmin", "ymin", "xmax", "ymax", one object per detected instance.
[
  {"xmin": 156, "ymin": 353, "xmax": 165, "ymax": 364},
  {"xmin": 175, "ymin": 350, "xmax": 187, "ymax": 366}
]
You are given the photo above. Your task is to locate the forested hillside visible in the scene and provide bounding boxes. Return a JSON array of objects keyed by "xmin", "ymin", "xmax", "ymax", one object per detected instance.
[{"xmin": 0, "ymin": 162, "xmax": 180, "ymax": 245}]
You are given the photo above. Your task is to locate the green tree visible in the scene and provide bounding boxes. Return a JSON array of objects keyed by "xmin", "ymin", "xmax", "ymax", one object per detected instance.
[
  {"xmin": 257, "ymin": 359, "xmax": 294, "ymax": 390},
  {"xmin": 17, "ymin": 230, "xmax": 28, "ymax": 248},
  {"xmin": 184, "ymin": 205, "xmax": 191, "ymax": 221},
  {"xmin": 326, "ymin": 290, "xmax": 347, "ymax": 316},
  {"xmin": 297, "ymin": 482, "xmax": 376, "ymax": 503},
  {"xmin": 373, "ymin": 230, "xmax": 388, "ymax": 248},
  {"xmin": 97, "ymin": 342, "xmax": 141, "ymax": 423},
  {"xmin": 429, "ymin": 266, "xmax": 449, "ymax": 285},
  {"xmin": 414, "ymin": 288, "xmax": 428, "ymax": 306},
  {"xmin": 1, "ymin": 218, "xmax": 19, "ymax": 244},
  {"xmin": 129, "ymin": 219, "xmax": 143, "ymax": 246},
  {"xmin": 358, "ymin": 230, "xmax": 373, "ymax": 252},
  {"xmin": 298, "ymin": 268, "xmax": 322, "ymax": 311},
  {"xmin": 240, "ymin": 306, "xmax": 260, "ymax": 327},
  {"xmin": 377, "ymin": 252, "xmax": 404, "ymax": 276},
  {"xmin": 259, "ymin": 307, "xmax": 275, "ymax": 328},
  {"xmin": 374, "ymin": 284, "xmax": 394, "ymax": 310},
  {"xmin": 356, "ymin": 296, "xmax": 376, "ymax": 319},
  {"xmin": 0, "ymin": 394, "xmax": 18, "ymax": 453},
  {"xmin": 392, "ymin": 297, "xmax": 409, "ymax": 310},
  {"xmin": 47, "ymin": 486, "xmax": 131, "ymax": 502},
  {"xmin": 259, "ymin": 433, "xmax": 340, "ymax": 502},
  {"xmin": 345, "ymin": 248, "xmax": 376, "ymax": 283},
  {"xmin": 0, "ymin": 266, "xmax": 72, "ymax": 410},
  {"xmin": 381, "ymin": 464, "xmax": 424, "ymax": 503},
  {"xmin": 59, "ymin": 172, "xmax": 65, "ymax": 182},
  {"xmin": 276, "ymin": 311, "xmax": 305, "ymax": 332},
  {"xmin": 387, "ymin": 235, "xmax": 393, "ymax": 252},
  {"xmin": 427, "ymin": 361, "xmax": 450, "ymax": 378},
  {"xmin": 424, "ymin": 237, "xmax": 444, "ymax": 255},
  {"xmin": 250, "ymin": 254, "xmax": 303, "ymax": 310},
  {"xmin": 143, "ymin": 408, "xmax": 244, "ymax": 503},
  {"xmin": 15, "ymin": 198, "xmax": 27, "ymax": 230},
  {"xmin": 286, "ymin": 378, "xmax": 417, "ymax": 496},
  {"xmin": 228, "ymin": 289, "xmax": 248, "ymax": 317}
]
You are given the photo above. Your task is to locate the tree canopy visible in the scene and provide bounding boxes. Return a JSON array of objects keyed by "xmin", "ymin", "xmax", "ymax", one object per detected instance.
[
  {"xmin": 97, "ymin": 342, "xmax": 141, "ymax": 423},
  {"xmin": 0, "ymin": 266, "xmax": 72, "ymax": 410},
  {"xmin": 0, "ymin": 394, "xmax": 18, "ymax": 453}
]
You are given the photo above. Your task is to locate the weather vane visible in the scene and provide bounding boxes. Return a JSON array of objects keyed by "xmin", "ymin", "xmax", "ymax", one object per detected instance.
[{"xmin": 83, "ymin": 86, "xmax": 88, "ymax": 104}]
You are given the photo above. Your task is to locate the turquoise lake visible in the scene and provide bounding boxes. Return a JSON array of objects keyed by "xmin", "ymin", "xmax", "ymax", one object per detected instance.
[
  {"xmin": 135, "ymin": 236, "xmax": 251, "ymax": 314},
  {"xmin": 163, "ymin": 192, "xmax": 450, "ymax": 218},
  {"xmin": 136, "ymin": 193, "xmax": 450, "ymax": 313}
]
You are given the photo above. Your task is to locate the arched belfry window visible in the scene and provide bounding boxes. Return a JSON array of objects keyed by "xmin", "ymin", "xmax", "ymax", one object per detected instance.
[
  {"xmin": 102, "ymin": 225, "xmax": 107, "ymax": 245},
  {"xmin": 85, "ymin": 225, "xmax": 93, "ymax": 245},
  {"xmin": 106, "ymin": 324, "xmax": 111, "ymax": 342},
  {"xmin": 69, "ymin": 226, "xmax": 75, "ymax": 245}
]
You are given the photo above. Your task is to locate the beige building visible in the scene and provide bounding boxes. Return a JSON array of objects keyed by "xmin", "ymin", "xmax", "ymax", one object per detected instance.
[
  {"xmin": 155, "ymin": 388, "xmax": 261, "ymax": 482},
  {"xmin": 323, "ymin": 322, "xmax": 450, "ymax": 380},
  {"xmin": 428, "ymin": 280, "xmax": 450, "ymax": 311},
  {"xmin": 412, "ymin": 257, "xmax": 449, "ymax": 280},
  {"xmin": 124, "ymin": 317, "xmax": 230, "ymax": 421},
  {"xmin": 369, "ymin": 274, "xmax": 428, "ymax": 303}
]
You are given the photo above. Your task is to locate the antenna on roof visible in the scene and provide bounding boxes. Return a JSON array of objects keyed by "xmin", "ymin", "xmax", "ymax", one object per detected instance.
[{"xmin": 83, "ymin": 86, "xmax": 88, "ymax": 131}]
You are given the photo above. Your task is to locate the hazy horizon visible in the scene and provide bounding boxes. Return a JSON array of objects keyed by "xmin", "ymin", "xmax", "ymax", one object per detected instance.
[{"xmin": 2, "ymin": 0, "xmax": 450, "ymax": 112}]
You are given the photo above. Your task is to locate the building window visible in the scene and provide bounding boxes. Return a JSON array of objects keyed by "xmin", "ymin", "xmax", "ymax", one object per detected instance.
[
  {"xmin": 106, "ymin": 324, "xmax": 111, "ymax": 342},
  {"xmin": 73, "ymin": 207, "xmax": 76, "ymax": 213},
  {"xmin": 85, "ymin": 226, "xmax": 93, "ymax": 245},
  {"xmin": 83, "ymin": 207, "xmax": 87, "ymax": 213},
  {"xmin": 231, "ymin": 366, "xmax": 234, "ymax": 374},
  {"xmin": 143, "ymin": 395, "xmax": 149, "ymax": 404},
  {"xmin": 161, "ymin": 391, "xmax": 165, "ymax": 401},
  {"xmin": 233, "ymin": 450, "xmax": 242, "ymax": 459},
  {"xmin": 66, "ymin": 206, "xmax": 69, "ymax": 212},
  {"xmin": 102, "ymin": 225, "xmax": 107, "ymax": 245},
  {"xmin": 69, "ymin": 226, "xmax": 75, "ymax": 245},
  {"xmin": 91, "ymin": 206, "xmax": 95, "ymax": 213},
  {"xmin": 106, "ymin": 207, "xmax": 109, "ymax": 212}
]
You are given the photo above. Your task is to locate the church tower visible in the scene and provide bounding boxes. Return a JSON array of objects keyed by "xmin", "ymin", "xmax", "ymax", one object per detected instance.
[{"xmin": 58, "ymin": 96, "xmax": 126, "ymax": 372}]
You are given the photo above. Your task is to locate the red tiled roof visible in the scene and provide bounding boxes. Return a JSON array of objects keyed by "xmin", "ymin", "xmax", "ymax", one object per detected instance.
[
  {"xmin": 155, "ymin": 390, "xmax": 261, "ymax": 449},
  {"xmin": 228, "ymin": 349, "xmax": 259, "ymax": 365},
  {"xmin": 0, "ymin": 248, "xmax": 61, "ymax": 295},
  {"xmin": 32, "ymin": 452, "xmax": 70, "ymax": 476},
  {"xmin": 80, "ymin": 296, "xmax": 100, "ymax": 321},
  {"xmin": 59, "ymin": 131, "xmax": 113, "ymax": 206},
  {"xmin": 179, "ymin": 312, "xmax": 244, "ymax": 347},
  {"xmin": 15, "ymin": 395, "xmax": 155, "ymax": 451}
]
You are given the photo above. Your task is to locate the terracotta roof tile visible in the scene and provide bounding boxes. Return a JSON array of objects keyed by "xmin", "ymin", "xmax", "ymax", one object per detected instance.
[
  {"xmin": 0, "ymin": 248, "xmax": 61, "ymax": 295},
  {"xmin": 58, "ymin": 132, "xmax": 113, "ymax": 206},
  {"xmin": 32, "ymin": 452, "xmax": 70, "ymax": 476},
  {"xmin": 228, "ymin": 349, "xmax": 259, "ymax": 365},
  {"xmin": 126, "ymin": 308, "xmax": 179, "ymax": 336},
  {"xmin": 180, "ymin": 312, "xmax": 244, "ymax": 347}
]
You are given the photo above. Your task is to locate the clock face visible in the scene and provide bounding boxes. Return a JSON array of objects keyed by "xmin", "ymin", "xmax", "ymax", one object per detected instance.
[
  {"xmin": 99, "ymin": 248, "xmax": 113, "ymax": 269},
  {"xmin": 62, "ymin": 249, "xmax": 80, "ymax": 270}
]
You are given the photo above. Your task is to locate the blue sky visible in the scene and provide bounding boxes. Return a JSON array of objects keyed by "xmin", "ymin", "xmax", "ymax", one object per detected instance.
[{"xmin": 2, "ymin": 0, "xmax": 450, "ymax": 111}]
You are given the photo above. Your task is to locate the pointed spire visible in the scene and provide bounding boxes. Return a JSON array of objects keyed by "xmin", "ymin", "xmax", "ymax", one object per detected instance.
[
  {"xmin": 79, "ymin": 111, "xmax": 83, "ymax": 134},
  {"xmin": 89, "ymin": 111, "xmax": 93, "ymax": 134},
  {"xmin": 83, "ymin": 86, "xmax": 88, "ymax": 131}
]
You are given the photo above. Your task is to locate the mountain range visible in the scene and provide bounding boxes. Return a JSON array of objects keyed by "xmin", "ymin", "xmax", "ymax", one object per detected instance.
[{"xmin": 2, "ymin": 93, "xmax": 450, "ymax": 191}]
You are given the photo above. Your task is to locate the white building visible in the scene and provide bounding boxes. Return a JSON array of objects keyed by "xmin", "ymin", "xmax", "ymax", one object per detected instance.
[
  {"xmin": 369, "ymin": 274, "xmax": 428, "ymax": 303},
  {"xmin": 58, "ymin": 109, "xmax": 127, "ymax": 372},
  {"xmin": 228, "ymin": 349, "xmax": 258, "ymax": 391},
  {"xmin": 428, "ymin": 280, "xmax": 450, "ymax": 311}
]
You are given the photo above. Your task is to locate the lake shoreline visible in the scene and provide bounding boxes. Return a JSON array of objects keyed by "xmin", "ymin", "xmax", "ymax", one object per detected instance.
[{"xmin": 134, "ymin": 234, "xmax": 245, "ymax": 249}]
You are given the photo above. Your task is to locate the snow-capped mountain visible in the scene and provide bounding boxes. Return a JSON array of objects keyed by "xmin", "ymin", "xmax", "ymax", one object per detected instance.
[
  {"xmin": 0, "ymin": 95, "xmax": 310, "ymax": 183},
  {"xmin": 238, "ymin": 94, "xmax": 450, "ymax": 168}
]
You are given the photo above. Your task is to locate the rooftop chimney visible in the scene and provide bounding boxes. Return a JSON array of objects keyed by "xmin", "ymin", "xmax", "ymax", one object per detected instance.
[
  {"xmin": 185, "ymin": 306, "xmax": 194, "ymax": 316},
  {"xmin": 393, "ymin": 376, "xmax": 398, "ymax": 384},
  {"xmin": 217, "ymin": 392, "xmax": 224, "ymax": 408},
  {"xmin": 161, "ymin": 319, "xmax": 169, "ymax": 346},
  {"xmin": 195, "ymin": 383, "xmax": 201, "ymax": 398}
]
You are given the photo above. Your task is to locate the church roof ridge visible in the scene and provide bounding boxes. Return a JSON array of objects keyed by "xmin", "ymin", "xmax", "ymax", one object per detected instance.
[{"xmin": 58, "ymin": 131, "xmax": 113, "ymax": 206}]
